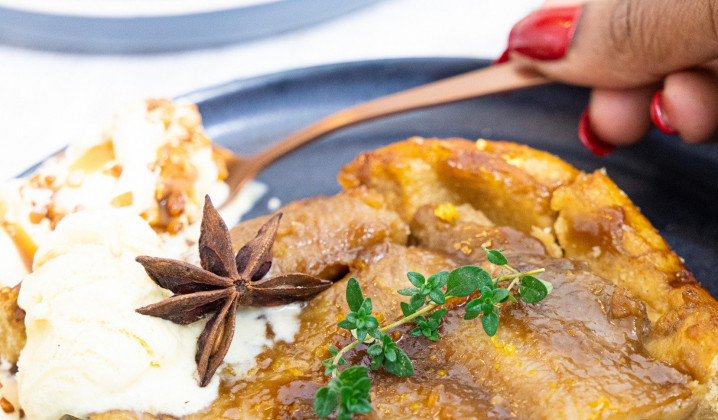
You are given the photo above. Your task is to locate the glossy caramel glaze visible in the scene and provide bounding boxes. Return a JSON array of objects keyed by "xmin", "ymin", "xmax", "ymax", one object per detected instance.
[
  {"xmin": 551, "ymin": 171, "xmax": 718, "ymax": 384},
  {"xmin": 339, "ymin": 138, "xmax": 718, "ymax": 399},
  {"xmin": 94, "ymin": 202, "xmax": 699, "ymax": 419},
  {"xmin": 229, "ymin": 188, "xmax": 409, "ymax": 280}
]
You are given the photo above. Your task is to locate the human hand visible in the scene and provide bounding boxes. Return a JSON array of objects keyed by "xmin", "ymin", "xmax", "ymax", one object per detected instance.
[{"xmin": 498, "ymin": 0, "xmax": 718, "ymax": 155}]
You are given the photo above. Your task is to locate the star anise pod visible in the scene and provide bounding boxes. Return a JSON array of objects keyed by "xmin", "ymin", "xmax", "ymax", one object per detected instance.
[{"xmin": 135, "ymin": 195, "xmax": 332, "ymax": 386}]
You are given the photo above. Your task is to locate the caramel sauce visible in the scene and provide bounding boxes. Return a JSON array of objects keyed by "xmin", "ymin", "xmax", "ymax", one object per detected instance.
[
  {"xmin": 166, "ymin": 245, "xmax": 696, "ymax": 420},
  {"xmin": 1, "ymin": 219, "xmax": 37, "ymax": 272},
  {"xmin": 84, "ymin": 194, "xmax": 701, "ymax": 419},
  {"xmin": 69, "ymin": 142, "xmax": 115, "ymax": 174},
  {"xmin": 110, "ymin": 192, "xmax": 133, "ymax": 208},
  {"xmin": 211, "ymin": 145, "xmax": 232, "ymax": 182}
]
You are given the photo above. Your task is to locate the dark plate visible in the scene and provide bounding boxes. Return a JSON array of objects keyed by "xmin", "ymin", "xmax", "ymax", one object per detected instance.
[
  {"xmin": 0, "ymin": 0, "xmax": 380, "ymax": 53},
  {"xmin": 181, "ymin": 58, "xmax": 717, "ymax": 295}
]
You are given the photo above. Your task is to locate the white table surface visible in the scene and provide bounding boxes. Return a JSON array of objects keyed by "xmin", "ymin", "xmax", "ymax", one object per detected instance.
[{"xmin": 0, "ymin": 0, "xmax": 541, "ymax": 181}]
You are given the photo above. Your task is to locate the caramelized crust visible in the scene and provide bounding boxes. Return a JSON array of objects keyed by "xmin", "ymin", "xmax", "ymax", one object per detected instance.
[
  {"xmin": 0, "ymin": 285, "xmax": 24, "ymax": 364},
  {"xmin": 230, "ymin": 188, "xmax": 409, "ymax": 280},
  {"xmin": 407, "ymin": 209, "xmax": 699, "ymax": 419},
  {"xmin": 551, "ymin": 170, "xmax": 718, "ymax": 385},
  {"xmin": 338, "ymin": 137, "xmax": 578, "ymax": 255},
  {"xmin": 340, "ymin": 138, "xmax": 718, "ymax": 405}
]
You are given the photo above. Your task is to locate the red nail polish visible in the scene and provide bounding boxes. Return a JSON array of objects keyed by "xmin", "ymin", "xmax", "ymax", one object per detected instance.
[
  {"xmin": 578, "ymin": 107, "xmax": 615, "ymax": 156},
  {"xmin": 650, "ymin": 90, "xmax": 678, "ymax": 135},
  {"xmin": 507, "ymin": 6, "xmax": 582, "ymax": 61},
  {"xmin": 493, "ymin": 49, "xmax": 510, "ymax": 65}
]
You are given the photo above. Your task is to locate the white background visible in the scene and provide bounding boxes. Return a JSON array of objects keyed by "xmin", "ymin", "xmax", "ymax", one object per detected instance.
[{"xmin": 0, "ymin": 0, "xmax": 541, "ymax": 180}]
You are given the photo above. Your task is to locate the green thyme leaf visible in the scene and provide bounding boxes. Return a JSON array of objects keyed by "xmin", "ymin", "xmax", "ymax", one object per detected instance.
[
  {"xmin": 476, "ymin": 269, "xmax": 493, "ymax": 289},
  {"xmin": 464, "ymin": 310, "xmax": 480, "ymax": 320},
  {"xmin": 314, "ymin": 387, "xmax": 339, "ymax": 417},
  {"xmin": 359, "ymin": 298, "xmax": 372, "ymax": 314},
  {"xmin": 407, "ymin": 272, "xmax": 426, "ymax": 288},
  {"xmin": 484, "ymin": 248, "xmax": 508, "ymax": 265},
  {"xmin": 346, "ymin": 278, "xmax": 364, "ymax": 312},
  {"xmin": 538, "ymin": 278, "xmax": 554, "ymax": 295},
  {"xmin": 428, "ymin": 288, "xmax": 446, "ymax": 305},
  {"xmin": 383, "ymin": 347, "xmax": 414, "ymax": 377},
  {"xmin": 349, "ymin": 398, "xmax": 372, "ymax": 415},
  {"xmin": 409, "ymin": 293, "xmax": 425, "ymax": 311},
  {"xmin": 482, "ymin": 301, "xmax": 494, "ymax": 314},
  {"xmin": 366, "ymin": 316, "xmax": 379, "ymax": 329},
  {"xmin": 446, "ymin": 266, "xmax": 482, "ymax": 297},
  {"xmin": 370, "ymin": 354, "xmax": 384, "ymax": 370},
  {"xmin": 519, "ymin": 276, "xmax": 549, "ymax": 303},
  {"xmin": 397, "ymin": 287, "xmax": 419, "ymax": 296},
  {"xmin": 492, "ymin": 288, "xmax": 509, "ymax": 303},
  {"xmin": 339, "ymin": 365, "xmax": 369, "ymax": 383},
  {"xmin": 427, "ymin": 271, "xmax": 449, "ymax": 289},
  {"xmin": 337, "ymin": 405, "xmax": 353, "ymax": 420},
  {"xmin": 428, "ymin": 308, "xmax": 447, "ymax": 326},
  {"xmin": 337, "ymin": 319, "xmax": 356, "ymax": 330},
  {"xmin": 368, "ymin": 329, "xmax": 383, "ymax": 340},
  {"xmin": 367, "ymin": 343, "xmax": 382, "ymax": 356},
  {"xmin": 465, "ymin": 298, "xmax": 483, "ymax": 313},
  {"xmin": 400, "ymin": 302, "xmax": 414, "ymax": 317},
  {"xmin": 481, "ymin": 311, "xmax": 499, "ymax": 336},
  {"xmin": 384, "ymin": 347, "xmax": 397, "ymax": 362}
]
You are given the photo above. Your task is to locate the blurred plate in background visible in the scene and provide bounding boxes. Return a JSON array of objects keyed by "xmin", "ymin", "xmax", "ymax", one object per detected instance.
[{"xmin": 0, "ymin": 0, "xmax": 381, "ymax": 53}]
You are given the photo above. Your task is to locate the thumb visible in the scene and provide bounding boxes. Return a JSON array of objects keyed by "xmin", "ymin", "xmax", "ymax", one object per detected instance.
[{"xmin": 503, "ymin": 0, "xmax": 718, "ymax": 88}]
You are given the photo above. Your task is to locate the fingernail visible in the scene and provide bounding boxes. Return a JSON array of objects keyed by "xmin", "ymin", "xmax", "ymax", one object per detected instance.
[
  {"xmin": 650, "ymin": 90, "xmax": 678, "ymax": 135},
  {"xmin": 493, "ymin": 48, "xmax": 510, "ymax": 65},
  {"xmin": 578, "ymin": 107, "xmax": 615, "ymax": 156},
  {"xmin": 507, "ymin": 6, "xmax": 582, "ymax": 61}
]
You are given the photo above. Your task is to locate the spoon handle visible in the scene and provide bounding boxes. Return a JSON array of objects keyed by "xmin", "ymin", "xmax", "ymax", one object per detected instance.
[{"xmin": 241, "ymin": 64, "xmax": 549, "ymax": 185}]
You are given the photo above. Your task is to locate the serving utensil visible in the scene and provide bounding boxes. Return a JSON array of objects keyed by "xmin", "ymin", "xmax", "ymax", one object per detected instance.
[{"xmin": 220, "ymin": 63, "xmax": 550, "ymax": 208}]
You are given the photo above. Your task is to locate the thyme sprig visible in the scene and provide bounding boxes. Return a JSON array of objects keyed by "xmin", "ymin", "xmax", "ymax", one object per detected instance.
[{"xmin": 314, "ymin": 248, "xmax": 551, "ymax": 419}]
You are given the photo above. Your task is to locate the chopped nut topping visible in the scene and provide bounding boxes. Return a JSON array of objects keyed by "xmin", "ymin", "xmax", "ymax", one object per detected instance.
[{"xmin": 0, "ymin": 397, "xmax": 14, "ymax": 414}]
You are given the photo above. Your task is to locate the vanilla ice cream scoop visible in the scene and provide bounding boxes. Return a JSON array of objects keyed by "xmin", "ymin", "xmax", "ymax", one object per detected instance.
[
  {"xmin": 17, "ymin": 209, "xmax": 219, "ymax": 420},
  {"xmin": 16, "ymin": 208, "xmax": 303, "ymax": 419}
]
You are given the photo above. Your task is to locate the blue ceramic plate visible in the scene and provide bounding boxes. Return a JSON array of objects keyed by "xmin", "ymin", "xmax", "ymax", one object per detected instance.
[
  {"xmin": 0, "ymin": 0, "xmax": 380, "ymax": 53},
  {"xmin": 186, "ymin": 58, "xmax": 712, "ymax": 295}
]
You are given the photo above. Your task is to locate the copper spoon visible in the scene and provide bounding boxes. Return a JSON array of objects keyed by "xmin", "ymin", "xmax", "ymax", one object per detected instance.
[{"xmin": 220, "ymin": 63, "xmax": 549, "ymax": 207}]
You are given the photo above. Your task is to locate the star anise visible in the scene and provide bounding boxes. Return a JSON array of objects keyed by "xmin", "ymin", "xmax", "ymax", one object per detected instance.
[{"xmin": 135, "ymin": 195, "xmax": 332, "ymax": 386}]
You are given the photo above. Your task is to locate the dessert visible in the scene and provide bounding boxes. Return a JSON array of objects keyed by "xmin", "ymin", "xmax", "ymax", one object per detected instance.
[
  {"xmin": 0, "ymin": 112, "xmax": 716, "ymax": 419},
  {"xmin": 0, "ymin": 99, "xmax": 268, "ymax": 419}
]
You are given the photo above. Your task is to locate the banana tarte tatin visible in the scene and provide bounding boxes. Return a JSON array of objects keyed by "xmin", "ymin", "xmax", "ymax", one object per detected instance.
[{"xmin": 1, "ymin": 136, "xmax": 716, "ymax": 419}]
